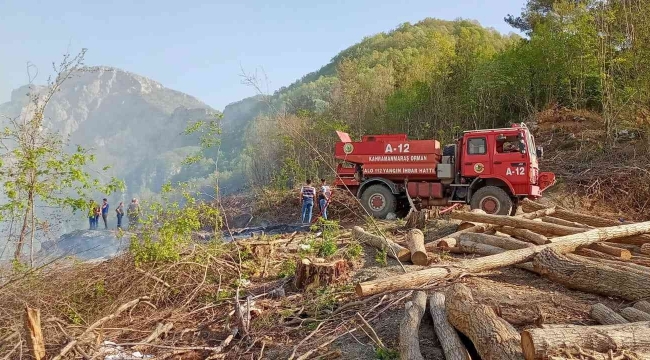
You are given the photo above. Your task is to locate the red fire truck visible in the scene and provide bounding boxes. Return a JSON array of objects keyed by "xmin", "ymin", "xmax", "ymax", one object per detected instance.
[{"xmin": 333, "ymin": 123, "xmax": 555, "ymax": 217}]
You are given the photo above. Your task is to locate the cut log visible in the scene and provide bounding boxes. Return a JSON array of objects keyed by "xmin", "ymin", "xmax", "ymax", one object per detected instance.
[
  {"xmin": 436, "ymin": 237, "xmax": 457, "ymax": 248},
  {"xmin": 457, "ymin": 221, "xmax": 479, "ymax": 231},
  {"xmin": 589, "ymin": 303, "xmax": 628, "ymax": 325},
  {"xmin": 356, "ymin": 220, "xmax": 650, "ymax": 296},
  {"xmin": 603, "ymin": 242, "xmax": 643, "ymax": 254},
  {"xmin": 294, "ymin": 259, "xmax": 348, "ymax": 290},
  {"xmin": 459, "ymin": 232, "xmax": 534, "ymax": 250},
  {"xmin": 399, "ymin": 291, "xmax": 427, "ymax": 360},
  {"xmin": 451, "ymin": 211, "xmax": 582, "ymax": 236},
  {"xmin": 576, "ymin": 248, "xmax": 650, "ymax": 268},
  {"xmin": 585, "ymin": 243, "xmax": 632, "ymax": 259},
  {"xmin": 352, "ymin": 226, "xmax": 410, "ymax": 261},
  {"xmin": 445, "ymin": 283, "xmax": 523, "ymax": 360},
  {"xmin": 24, "ymin": 306, "xmax": 45, "ymax": 360},
  {"xmin": 424, "ymin": 224, "xmax": 488, "ymax": 249},
  {"xmin": 565, "ymin": 254, "xmax": 650, "ymax": 277},
  {"xmin": 620, "ymin": 307, "xmax": 650, "ymax": 322},
  {"xmin": 533, "ymin": 248, "xmax": 650, "ymax": 301},
  {"xmin": 521, "ymin": 321, "xmax": 650, "ymax": 360},
  {"xmin": 634, "ymin": 301, "xmax": 650, "ymax": 315},
  {"xmin": 455, "ymin": 239, "xmax": 537, "ymax": 273},
  {"xmin": 405, "ymin": 229, "xmax": 427, "ymax": 265},
  {"xmin": 522, "ymin": 199, "xmax": 650, "ymax": 245},
  {"xmin": 494, "ymin": 226, "xmax": 549, "ymax": 245},
  {"xmin": 642, "ymin": 243, "xmax": 650, "ymax": 255},
  {"xmin": 428, "ymin": 292, "xmax": 470, "ymax": 360},
  {"xmin": 542, "ymin": 216, "xmax": 592, "ymax": 229}
]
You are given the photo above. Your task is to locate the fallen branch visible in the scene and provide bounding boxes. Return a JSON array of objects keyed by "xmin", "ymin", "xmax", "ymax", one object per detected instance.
[
  {"xmin": 52, "ymin": 297, "xmax": 150, "ymax": 360},
  {"xmin": 352, "ymin": 226, "xmax": 410, "ymax": 262},
  {"xmin": 459, "ymin": 232, "xmax": 534, "ymax": 250},
  {"xmin": 494, "ymin": 226, "xmax": 549, "ymax": 245}
]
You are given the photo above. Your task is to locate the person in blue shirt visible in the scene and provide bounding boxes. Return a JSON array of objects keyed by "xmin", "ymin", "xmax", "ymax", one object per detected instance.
[
  {"xmin": 101, "ymin": 198, "xmax": 110, "ymax": 230},
  {"xmin": 300, "ymin": 179, "xmax": 316, "ymax": 224}
]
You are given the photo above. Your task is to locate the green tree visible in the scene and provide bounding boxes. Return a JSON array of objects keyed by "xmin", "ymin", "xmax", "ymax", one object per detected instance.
[{"xmin": 0, "ymin": 50, "xmax": 123, "ymax": 265}]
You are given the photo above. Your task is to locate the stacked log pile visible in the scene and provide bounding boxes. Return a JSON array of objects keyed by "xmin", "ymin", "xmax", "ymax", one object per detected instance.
[{"xmin": 361, "ymin": 199, "xmax": 650, "ymax": 359}]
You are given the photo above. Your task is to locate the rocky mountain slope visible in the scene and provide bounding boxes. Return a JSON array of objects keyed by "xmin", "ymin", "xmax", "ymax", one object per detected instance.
[{"xmin": 0, "ymin": 66, "xmax": 255, "ymax": 198}]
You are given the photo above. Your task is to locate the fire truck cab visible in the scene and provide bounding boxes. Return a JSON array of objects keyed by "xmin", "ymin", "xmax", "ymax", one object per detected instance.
[{"xmin": 333, "ymin": 123, "xmax": 555, "ymax": 218}]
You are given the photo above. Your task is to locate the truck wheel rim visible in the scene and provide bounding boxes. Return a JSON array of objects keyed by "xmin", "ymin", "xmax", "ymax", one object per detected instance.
[
  {"xmin": 369, "ymin": 194, "xmax": 386, "ymax": 212},
  {"xmin": 480, "ymin": 196, "xmax": 500, "ymax": 214}
]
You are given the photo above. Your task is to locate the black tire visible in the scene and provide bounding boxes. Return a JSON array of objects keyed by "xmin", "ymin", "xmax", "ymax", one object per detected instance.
[
  {"xmin": 510, "ymin": 198, "xmax": 520, "ymax": 216},
  {"xmin": 360, "ymin": 184, "xmax": 397, "ymax": 219},
  {"xmin": 470, "ymin": 186, "xmax": 513, "ymax": 216}
]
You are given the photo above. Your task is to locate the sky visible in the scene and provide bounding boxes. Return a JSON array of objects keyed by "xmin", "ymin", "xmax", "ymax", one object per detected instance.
[{"xmin": 0, "ymin": 0, "xmax": 526, "ymax": 110}]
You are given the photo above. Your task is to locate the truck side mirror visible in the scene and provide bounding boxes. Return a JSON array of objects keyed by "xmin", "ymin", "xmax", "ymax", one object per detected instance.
[{"xmin": 536, "ymin": 146, "xmax": 544, "ymax": 159}]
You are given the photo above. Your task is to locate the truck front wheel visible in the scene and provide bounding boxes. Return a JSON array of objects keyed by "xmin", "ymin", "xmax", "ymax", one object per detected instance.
[
  {"xmin": 470, "ymin": 186, "xmax": 513, "ymax": 215},
  {"xmin": 360, "ymin": 184, "xmax": 397, "ymax": 219}
]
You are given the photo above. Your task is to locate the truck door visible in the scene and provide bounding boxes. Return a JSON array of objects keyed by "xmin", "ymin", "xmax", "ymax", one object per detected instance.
[
  {"xmin": 462, "ymin": 136, "xmax": 492, "ymax": 177},
  {"xmin": 493, "ymin": 134, "xmax": 528, "ymax": 192}
]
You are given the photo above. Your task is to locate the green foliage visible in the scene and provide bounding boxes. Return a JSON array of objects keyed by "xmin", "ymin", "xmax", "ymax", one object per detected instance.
[
  {"xmin": 311, "ymin": 218, "xmax": 340, "ymax": 258},
  {"xmin": 345, "ymin": 241, "xmax": 363, "ymax": 260},
  {"xmin": 375, "ymin": 248, "xmax": 388, "ymax": 267},
  {"xmin": 129, "ymin": 182, "xmax": 221, "ymax": 264},
  {"xmin": 375, "ymin": 347, "xmax": 399, "ymax": 360},
  {"xmin": 278, "ymin": 258, "xmax": 297, "ymax": 278}
]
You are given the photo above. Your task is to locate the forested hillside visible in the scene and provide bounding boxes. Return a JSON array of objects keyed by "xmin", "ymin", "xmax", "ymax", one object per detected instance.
[{"xmin": 238, "ymin": 0, "xmax": 650, "ymax": 210}]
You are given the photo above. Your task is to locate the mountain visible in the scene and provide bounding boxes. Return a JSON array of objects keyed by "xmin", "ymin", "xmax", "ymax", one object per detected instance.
[{"xmin": 0, "ymin": 66, "xmax": 224, "ymax": 198}]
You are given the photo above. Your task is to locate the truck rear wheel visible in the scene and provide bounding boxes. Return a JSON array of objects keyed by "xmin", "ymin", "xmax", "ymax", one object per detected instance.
[
  {"xmin": 360, "ymin": 184, "xmax": 397, "ymax": 219},
  {"xmin": 470, "ymin": 186, "xmax": 513, "ymax": 216}
]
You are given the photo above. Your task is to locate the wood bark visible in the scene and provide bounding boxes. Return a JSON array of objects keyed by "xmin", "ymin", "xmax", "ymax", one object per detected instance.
[
  {"xmin": 455, "ymin": 239, "xmax": 537, "ymax": 272},
  {"xmin": 603, "ymin": 242, "xmax": 643, "ymax": 254},
  {"xmin": 521, "ymin": 321, "xmax": 650, "ymax": 360},
  {"xmin": 642, "ymin": 243, "xmax": 650, "ymax": 255},
  {"xmin": 424, "ymin": 224, "xmax": 488, "ymax": 249},
  {"xmin": 457, "ymin": 221, "xmax": 479, "ymax": 231},
  {"xmin": 576, "ymin": 248, "xmax": 650, "ymax": 267},
  {"xmin": 445, "ymin": 283, "xmax": 523, "ymax": 360},
  {"xmin": 633, "ymin": 301, "xmax": 650, "ymax": 315},
  {"xmin": 494, "ymin": 226, "xmax": 549, "ymax": 245},
  {"xmin": 294, "ymin": 259, "xmax": 348, "ymax": 290},
  {"xmin": 585, "ymin": 243, "xmax": 632, "ymax": 259},
  {"xmin": 589, "ymin": 303, "xmax": 628, "ymax": 325},
  {"xmin": 522, "ymin": 199, "xmax": 650, "ymax": 245},
  {"xmin": 405, "ymin": 209, "xmax": 428, "ymax": 230},
  {"xmin": 428, "ymin": 292, "xmax": 470, "ymax": 360},
  {"xmin": 459, "ymin": 232, "xmax": 534, "ymax": 250},
  {"xmin": 542, "ymin": 216, "xmax": 592, "ymax": 229},
  {"xmin": 352, "ymin": 226, "xmax": 410, "ymax": 261},
  {"xmin": 405, "ymin": 229, "xmax": 427, "ymax": 265},
  {"xmin": 399, "ymin": 291, "xmax": 426, "ymax": 360},
  {"xmin": 24, "ymin": 306, "xmax": 45, "ymax": 360},
  {"xmin": 451, "ymin": 211, "xmax": 582, "ymax": 236},
  {"xmin": 533, "ymin": 248, "xmax": 650, "ymax": 301},
  {"xmin": 565, "ymin": 253, "xmax": 650, "ymax": 277},
  {"xmin": 356, "ymin": 220, "xmax": 650, "ymax": 296},
  {"xmin": 620, "ymin": 307, "xmax": 650, "ymax": 322}
]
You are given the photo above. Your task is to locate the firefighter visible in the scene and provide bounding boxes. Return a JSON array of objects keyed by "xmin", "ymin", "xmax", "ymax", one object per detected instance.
[{"xmin": 300, "ymin": 179, "xmax": 316, "ymax": 224}]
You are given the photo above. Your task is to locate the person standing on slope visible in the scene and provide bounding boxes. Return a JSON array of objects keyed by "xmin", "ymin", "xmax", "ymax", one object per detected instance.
[
  {"xmin": 300, "ymin": 179, "xmax": 316, "ymax": 224},
  {"xmin": 88, "ymin": 199, "xmax": 97, "ymax": 230},
  {"xmin": 101, "ymin": 198, "xmax": 110, "ymax": 230},
  {"xmin": 115, "ymin": 201, "xmax": 124, "ymax": 229},
  {"xmin": 318, "ymin": 178, "xmax": 332, "ymax": 220},
  {"xmin": 128, "ymin": 198, "xmax": 140, "ymax": 229}
]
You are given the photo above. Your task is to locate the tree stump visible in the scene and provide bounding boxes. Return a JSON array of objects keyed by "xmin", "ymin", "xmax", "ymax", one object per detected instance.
[
  {"xmin": 294, "ymin": 259, "xmax": 349, "ymax": 290},
  {"xmin": 405, "ymin": 209, "xmax": 429, "ymax": 230}
]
